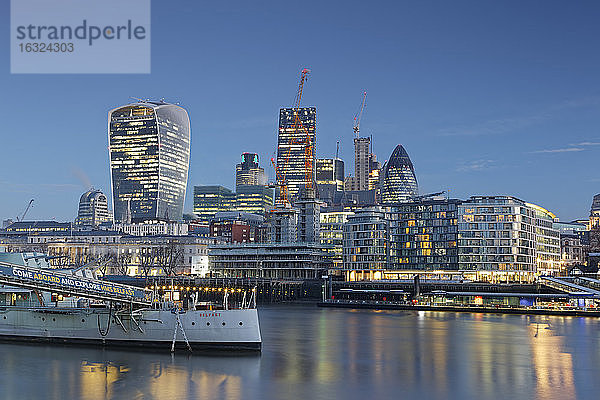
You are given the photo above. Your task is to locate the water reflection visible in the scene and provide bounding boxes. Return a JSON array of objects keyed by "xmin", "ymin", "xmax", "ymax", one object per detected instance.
[
  {"xmin": 528, "ymin": 319, "xmax": 575, "ymax": 399},
  {"xmin": 0, "ymin": 306, "xmax": 599, "ymax": 399},
  {"xmin": 0, "ymin": 344, "xmax": 259, "ymax": 400}
]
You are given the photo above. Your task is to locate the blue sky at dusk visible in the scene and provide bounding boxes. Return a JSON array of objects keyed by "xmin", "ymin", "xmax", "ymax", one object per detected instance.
[{"xmin": 1, "ymin": 0, "xmax": 599, "ymax": 222}]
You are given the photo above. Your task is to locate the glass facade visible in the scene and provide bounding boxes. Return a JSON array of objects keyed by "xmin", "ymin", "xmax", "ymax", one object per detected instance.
[
  {"xmin": 109, "ymin": 101, "xmax": 190, "ymax": 223},
  {"xmin": 527, "ymin": 202, "xmax": 561, "ymax": 276},
  {"xmin": 458, "ymin": 196, "xmax": 560, "ymax": 282},
  {"xmin": 342, "ymin": 207, "xmax": 388, "ymax": 278},
  {"xmin": 320, "ymin": 211, "xmax": 353, "ymax": 269},
  {"xmin": 277, "ymin": 107, "xmax": 316, "ymax": 200},
  {"xmin": 193, "ymin": 185, "xmax": 236, "ymax": 225},
  {"xmin": 380, "ymin": 145, "xmax": 418, "ymax": 204},
  {"xmin": 316, "ymin": 158, "xmax": 344, "ymax": 190},
  {"xmin": 235, "ymin": 185, "xmax": 274, "ymax": 215},
  {"xmin": 388, "ymin": 199, "xmax": 460, "ymax": 271}
]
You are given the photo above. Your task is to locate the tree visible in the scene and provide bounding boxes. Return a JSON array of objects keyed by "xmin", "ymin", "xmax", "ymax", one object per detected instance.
[{"xmin": 155, "ymin": 240, "xmax": 184, "ymax": 276}]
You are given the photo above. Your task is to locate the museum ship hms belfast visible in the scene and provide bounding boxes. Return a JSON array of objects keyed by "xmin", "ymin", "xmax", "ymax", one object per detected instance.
[{"xmin": 0, "ymin": 253, "xmax": 261, "ymax": 352}]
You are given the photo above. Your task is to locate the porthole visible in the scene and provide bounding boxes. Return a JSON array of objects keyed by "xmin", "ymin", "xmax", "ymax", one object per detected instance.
[
  {"xmin": 191, "ymin": 322, "xmax": 195, "ymax": 326},
  {"xmin": 206, "ymin": 322, "xmax": 210, "ymax": 326},
  {"xmin": 52, "ymin": 318, "xmax": 56, "ymax": 322},
  {"xmin": 81, "ymin": 319, "xmax": 85, "ymax": 323},
  {"xmin": 3, "ymin": 316, "xmax": 6, "ymax": 320},
  {"xmin": 42, "ymin": 317, "xmax": 45, "ymax": 321},
  {"xmin": 222, "ymin": 322, "xmax": 226, "ymax": 326},
  {"xmin": 239, "ymin": 322, "xmax": 243, "ymax": 326}
]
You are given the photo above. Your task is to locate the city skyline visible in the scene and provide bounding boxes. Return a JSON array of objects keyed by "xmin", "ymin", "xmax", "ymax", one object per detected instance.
[{"xmin": 2, "ymin": 1, "xmax": 600, "ymax": 222}]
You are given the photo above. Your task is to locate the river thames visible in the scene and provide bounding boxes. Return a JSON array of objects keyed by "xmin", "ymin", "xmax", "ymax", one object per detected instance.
[{"xmin": 0, "ymin": 304, "xmax": 598, "ymax": 399}]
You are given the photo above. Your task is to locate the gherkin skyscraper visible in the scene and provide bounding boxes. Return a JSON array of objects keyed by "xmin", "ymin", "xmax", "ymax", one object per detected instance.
[{"xmin": 380, "ymin": 144, "xmax": 418, "ymax": 204}]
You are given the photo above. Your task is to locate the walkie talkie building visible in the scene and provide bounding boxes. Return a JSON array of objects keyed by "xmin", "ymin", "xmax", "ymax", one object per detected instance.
[{"xmin": 108, "ymin": 101, "xmax": 190, "ymax": 223}]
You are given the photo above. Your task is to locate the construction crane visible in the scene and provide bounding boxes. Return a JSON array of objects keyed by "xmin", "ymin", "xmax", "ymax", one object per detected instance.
[
  {"xmin": 353, "ymin": 91, "xmax": 367, "ymax": 138},
  {"xmin": 273, "ymin": 68, "xmax": 315, "ymax": 204},
  {"xmin": 270, "ymin": 157, "xmax": 290, "ymax": 207},
  {"xmin": 293, "ymin": 68, "xmax": 311, "ymax": 107},
  {"xmin": 17, "ymin": 199, "xmax": 34, "ymax": 222},
  {"xmin": 290, "ymin": 68, "xmax": 314, "ymax": 194}
]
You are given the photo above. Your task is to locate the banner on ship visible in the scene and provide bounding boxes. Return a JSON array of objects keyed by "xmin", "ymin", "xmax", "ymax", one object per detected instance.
[{"xmin": 0, "ymin": 264, "xmax": 146, "ymax": 299}]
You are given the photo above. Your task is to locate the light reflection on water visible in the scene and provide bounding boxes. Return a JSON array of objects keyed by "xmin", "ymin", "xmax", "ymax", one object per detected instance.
[{"xmin": 0, "ymin": 305, "xmax": 599, "ymax": 400}]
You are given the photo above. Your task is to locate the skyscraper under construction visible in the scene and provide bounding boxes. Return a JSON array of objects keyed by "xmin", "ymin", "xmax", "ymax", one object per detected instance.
[{"xmin": 276, "ymin": 107, "xmax": 316, "ymax": 200}]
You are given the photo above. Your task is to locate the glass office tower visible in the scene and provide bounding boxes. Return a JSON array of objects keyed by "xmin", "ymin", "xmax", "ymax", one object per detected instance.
[
  {"xmin": 316, "ymin": 158, "xmax": 344, "ymax": 190},
  {"xmin": 108, "ymin": 101, "xmax": 190, "ymax": 223},
  {"xmin": 277, "ymin": 107, "xmax": 317, "ymax": 200},
  {"xmin": 380, "ymin": 144, "xmax": 418, "ymax": 204},
  {"xmin": 236, "ymin": 153, "xmax": 266, "ymax": 190},
  {"xmin": 236, "ymin": 185, "xmax": 274, "ymax": 215},
  {"xmin": 387, "ymin": 198, "xmax": 461, "ymax": 271},
  {"xmin": 193, "ymin": 185, "xmax": 236, "ymax": 225}
]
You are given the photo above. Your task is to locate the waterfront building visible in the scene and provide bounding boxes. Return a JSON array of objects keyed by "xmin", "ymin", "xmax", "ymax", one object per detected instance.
[
  {"xmin": 387, "ymin": 198, "xmax": 461, "ymax": 272},
  {"xmin": 380, "ymin": 145, "xmax": 418, "ymax": 204},
  {"xmin": 277, "ymin": 107, "xmax": 317, "ymax": 200},
  {"xmin": 553, "ymin": 221, "xmax": 588, "ymax": 235},
  {"xmin": 114, "ymin": 220, "xmax": 188, "ymax": 236},
  {"xmin": 588, "ymin": 194, "xmax": 600, "ymax": 253},
  {"xmin": 342, "ymin": 207, "xmax": 389, "ymax": 280},
  {"xmin": 209, "ymin": 242, "xmax": 332, "ymax": 279},
  {"xmin": 295, "ymin": 197, "xmax": 321, "ymax": 243},
  {"xmin": 554, "ymin": 220, "xmax": 589, "ymax": 255},
  {"xmin": 5, "ymin": 221, "xmax": 72, "ymax": 234},
  {"xmin": 235, "ymin": 153, "xmax": 266, "ymax": 190},
  {"xmin": 235, "ymin": 185, "xmax": 274, "ymax": 215},
  {"xmin": 0, "ymin": 228, "xmax": 222, "ymax": 275},
  {"xmin": 74, "ymin": 189, "xmax": 112, "ymax": 230},
  {"xmin": 458, "ymin": 196, "xmax": 560, "ymax": 282},
  {"xmin": 529, "ymin": 202, "xmax": 561, "ymax": 276},
  {"xmin": 108, "ymin": 101, "xmax": 191, "ymax": 223},
  {"xmin": 560, "ymin": 234, "xmax": 584, "ymax": 269},
  {"xmin": 320, "ymin": 210, "xmax": 354, "ymax": 270},
  {"xmin": 265, "ymin": 208, "xmax": 298, "ymax": 243},
  {"xmin": 210, "ymin": 212, "xmax": 266, "ymax": 243},
  {"xmin": 193, "ymin": 185, "xmax": 236, "ymax": 225}
]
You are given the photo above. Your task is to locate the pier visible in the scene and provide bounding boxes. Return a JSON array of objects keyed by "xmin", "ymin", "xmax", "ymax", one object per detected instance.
[{"xmin": 104, "ymin": 275, "xmax": 324, "ymax": 304}]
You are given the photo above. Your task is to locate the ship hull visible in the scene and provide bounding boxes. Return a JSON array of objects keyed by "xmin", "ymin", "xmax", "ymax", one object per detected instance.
[{"xmin": 0, "ymin": 307, "xmax": 262, "ymax": 352}]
